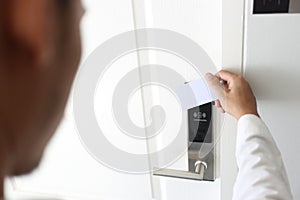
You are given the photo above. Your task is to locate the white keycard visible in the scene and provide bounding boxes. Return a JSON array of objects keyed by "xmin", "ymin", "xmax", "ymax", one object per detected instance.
[{"xmin": 176, "ymin": 77, "xmax": 217, "ymax": 110}]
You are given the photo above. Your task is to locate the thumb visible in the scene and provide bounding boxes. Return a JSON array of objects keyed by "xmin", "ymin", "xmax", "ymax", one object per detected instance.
[{"xmin": 205, "ymin": 73, "xmax": 225, "ymax": 102}]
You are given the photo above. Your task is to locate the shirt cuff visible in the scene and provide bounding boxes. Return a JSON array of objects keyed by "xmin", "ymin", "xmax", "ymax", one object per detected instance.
[{"xmin": 236, "ymin": 114, "xmax": 269, "ymax": 154}]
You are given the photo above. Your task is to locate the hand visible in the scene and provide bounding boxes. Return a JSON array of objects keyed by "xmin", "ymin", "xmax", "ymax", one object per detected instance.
[{"xmin": 205, "ymin": 70, "xmax": 259, "ymax": 120}]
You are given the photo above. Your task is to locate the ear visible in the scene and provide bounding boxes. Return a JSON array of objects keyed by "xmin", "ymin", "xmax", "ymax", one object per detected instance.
[{"xmin": 5, "ymin": 0, "xmax": 54, "ymax": 68}]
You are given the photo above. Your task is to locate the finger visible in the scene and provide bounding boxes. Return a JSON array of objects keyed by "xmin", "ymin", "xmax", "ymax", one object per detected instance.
[
  {"xmin": 220, "ymin": 107, "xmax": 225, "ymax": 113},
  {"xmin": 205, "ymin": 73, "xmax": 225, "ymax": 101},
  {"xmin": 216, "ymin": 70, "xmax": 238, "ymax": 83},
  {"xmin": 216, "ymin": 100, "xmax": 226, "ymax": 113},
  {"xmin": 215, "ymin": 100, "xmax": 222, "ymax": 108}
]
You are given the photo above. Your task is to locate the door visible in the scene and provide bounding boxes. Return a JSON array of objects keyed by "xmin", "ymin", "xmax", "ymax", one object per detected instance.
[{"xmin": 132, "ymin": 0, "xmax": 244, "ymax": 199}]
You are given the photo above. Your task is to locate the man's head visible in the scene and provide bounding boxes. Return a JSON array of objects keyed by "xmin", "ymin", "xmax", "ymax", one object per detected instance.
[{"xmin": 0, "ymin": 0, "xmax": 84, "ymax": 176}]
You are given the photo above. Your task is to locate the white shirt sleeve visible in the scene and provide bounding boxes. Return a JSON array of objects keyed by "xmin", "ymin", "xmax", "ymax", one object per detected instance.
[{"xmin": 233, "ymin": 114, "xmax": 293, "ymax": 200}]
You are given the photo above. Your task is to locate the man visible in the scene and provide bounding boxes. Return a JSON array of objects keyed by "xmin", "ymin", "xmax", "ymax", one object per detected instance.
[
  {"xmin": 205, "ymin": 71, "xmax": 293, "ymax": 199},
  {"xmin": 0, "ymin": 1, "xmax": 293, "ymax": 200},
  {"xmin": 0, "ymin": 0, "xmax": 84, "ymax": 198}
]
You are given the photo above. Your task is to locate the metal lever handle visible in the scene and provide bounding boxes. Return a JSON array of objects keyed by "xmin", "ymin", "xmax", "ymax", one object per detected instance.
[{"xmin": 195, "ymin": 160, "xmax": 208, "ymax": 179}]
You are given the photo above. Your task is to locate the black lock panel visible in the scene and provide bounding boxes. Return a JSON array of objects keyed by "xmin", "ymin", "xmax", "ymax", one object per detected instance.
[
  {"xmin": 254, "ymin": 0, "xmax": 290, "ymax": 13},
  {"xmin": 188, "ymin": 102, "xmax": 212, "ymax": 143}
]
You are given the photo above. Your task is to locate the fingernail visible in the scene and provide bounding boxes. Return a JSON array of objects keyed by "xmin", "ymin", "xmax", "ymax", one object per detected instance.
[{"xmin": 205, "ymin": 73, "xmax": 214, "ymax": 79}]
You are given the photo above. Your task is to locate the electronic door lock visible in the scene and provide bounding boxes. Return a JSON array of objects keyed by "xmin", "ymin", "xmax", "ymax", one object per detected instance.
[{"xmin": 153, "ymin": 103, "xmax": 218, "ymax": 181}]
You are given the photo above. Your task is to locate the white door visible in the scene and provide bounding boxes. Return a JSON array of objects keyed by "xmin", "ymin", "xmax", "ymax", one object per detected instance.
[{"xmin": 132, "ymin": 1, "xmax": 244, "ymax": 200}]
